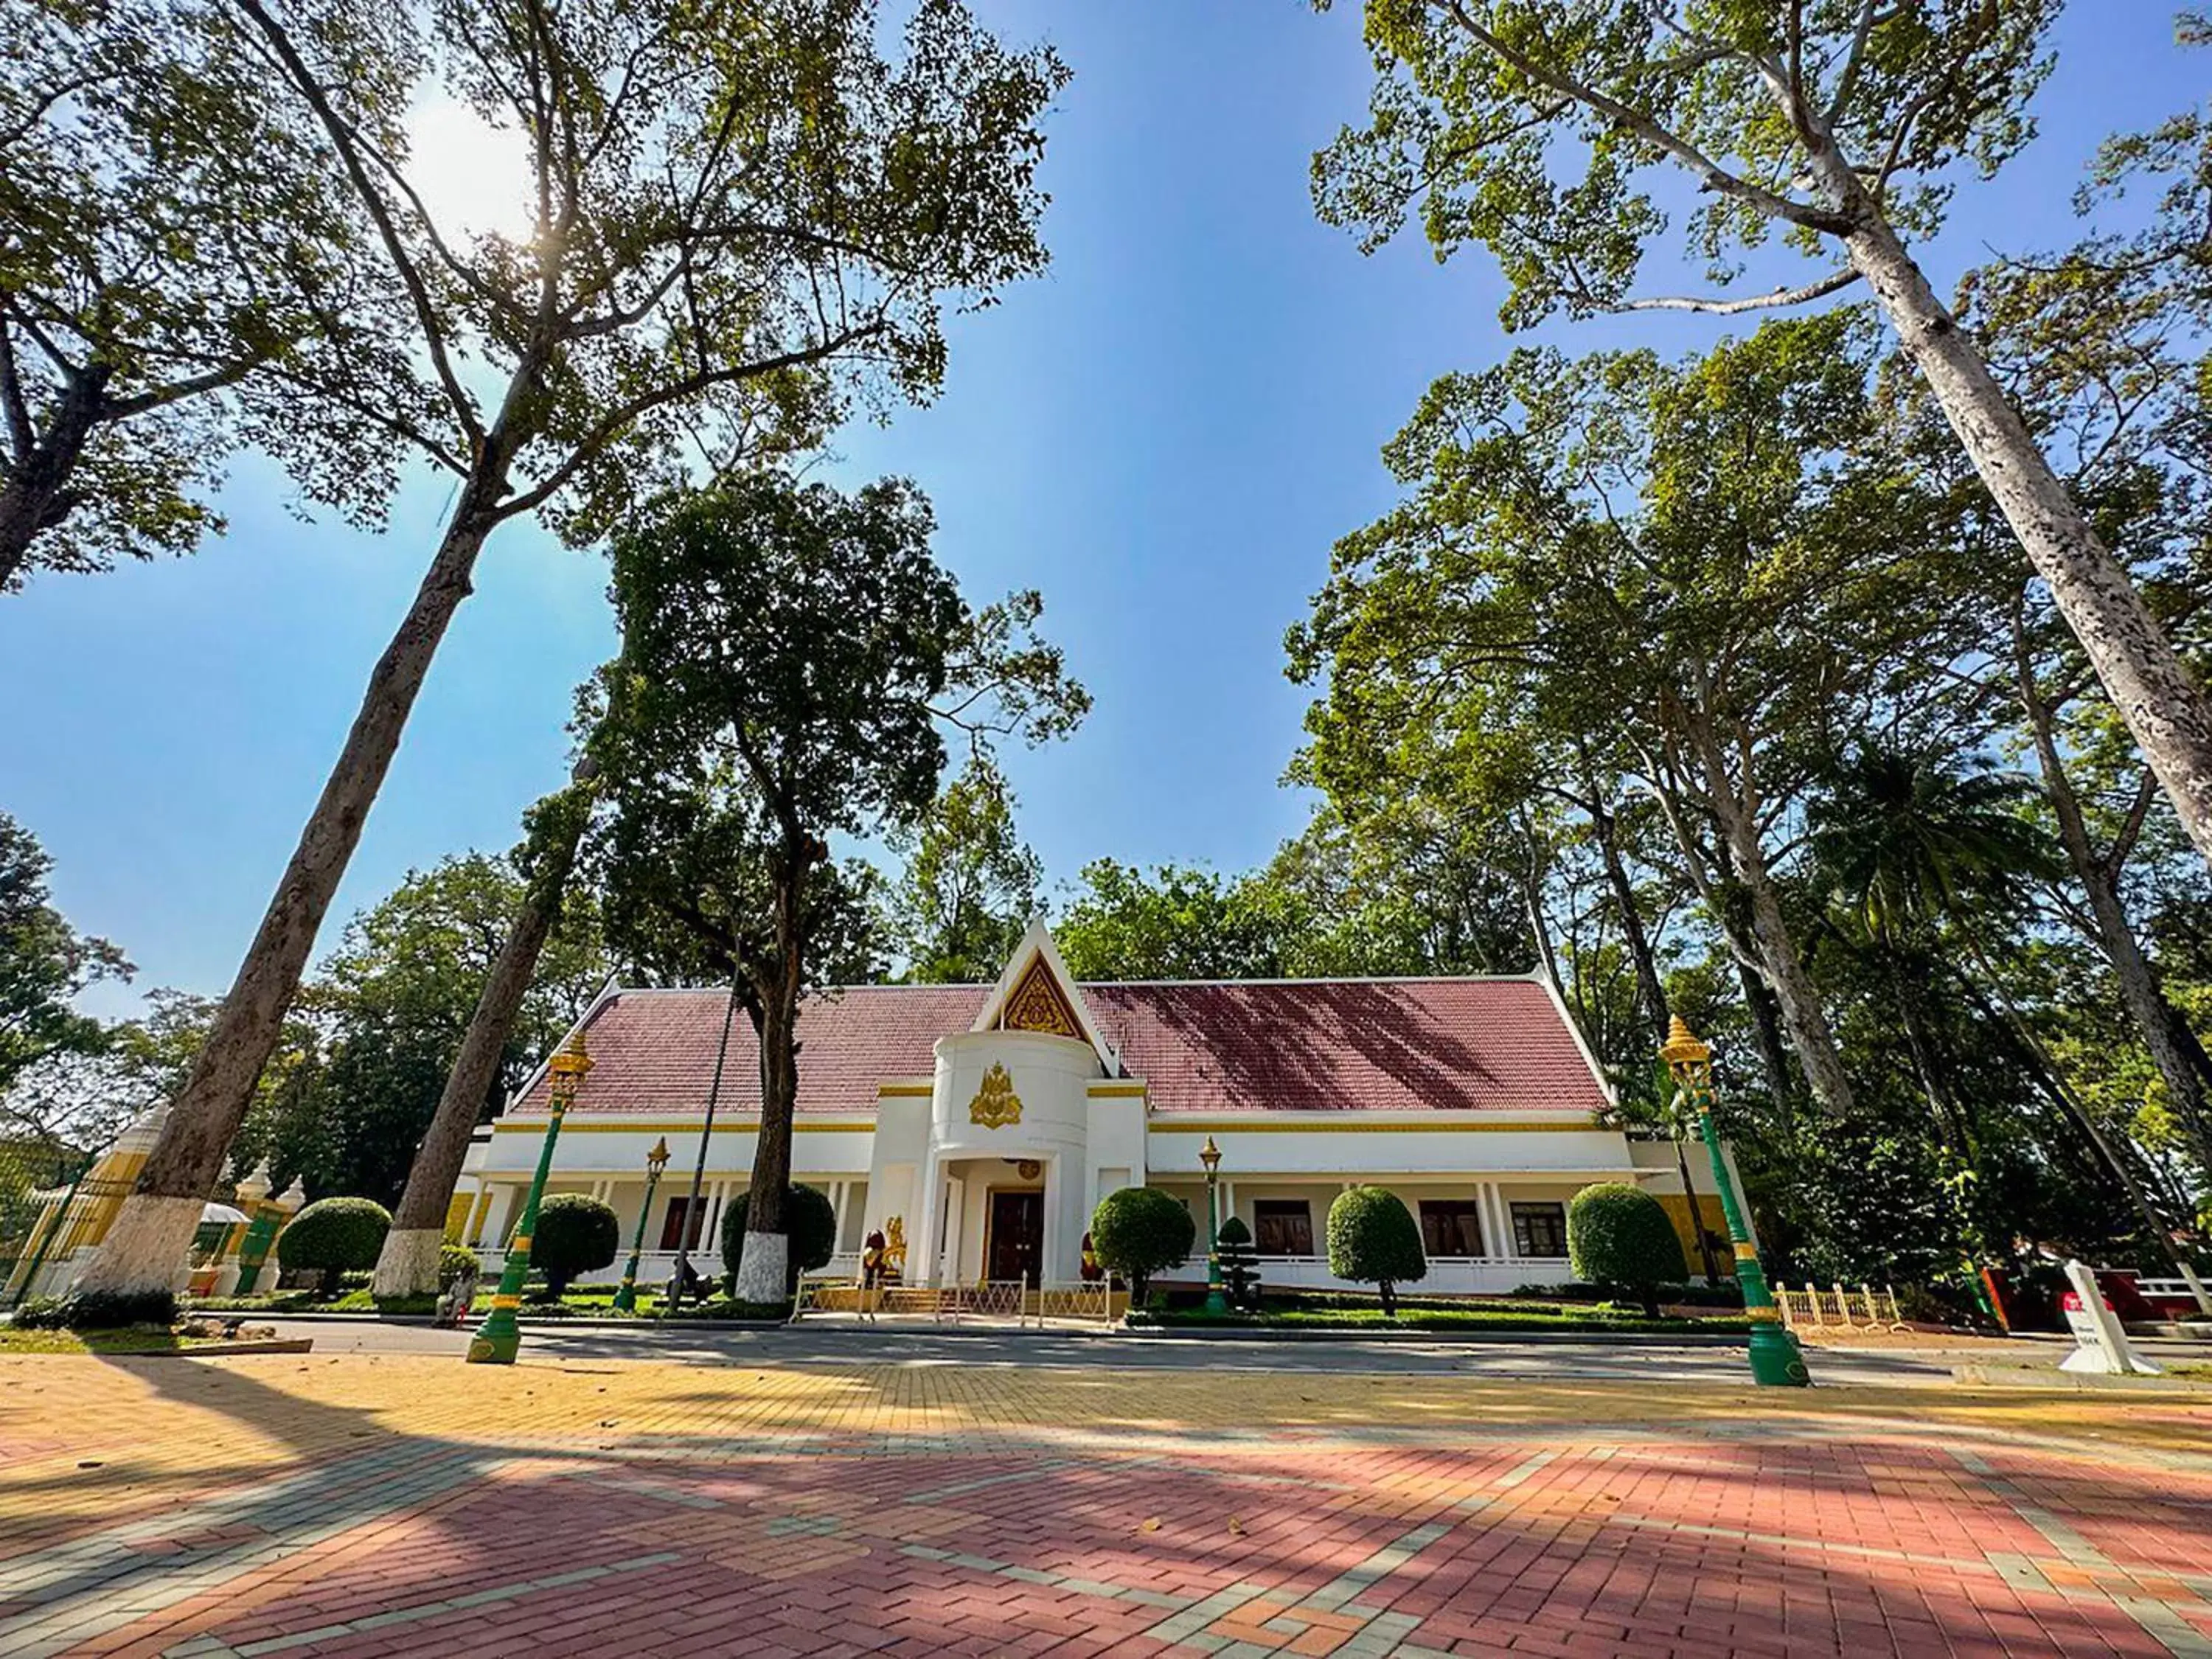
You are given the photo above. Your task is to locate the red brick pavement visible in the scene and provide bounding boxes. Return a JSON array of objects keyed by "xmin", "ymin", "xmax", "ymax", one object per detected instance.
[{"xmin": 6, "ymin": 1435, "xmax": 2211, "ymax": 1658}]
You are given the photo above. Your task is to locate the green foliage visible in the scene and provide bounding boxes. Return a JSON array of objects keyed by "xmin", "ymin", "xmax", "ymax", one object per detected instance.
[
  {"xmin": 1325, "ymin": 1187, "xmax": 1427, "ymax": 1315},
  {"xmin": 0, "ymin": 813, "xmax": 131, "ymax": 1102},
  {"xmin": 1054, "ymin": 861, "xmax": 1285, "ymax": 981},
  {"xmin": 719, "ymin": 1186, "xmax": 839, "ymax": 1294},
  {"xmin": 1566, "ymin": 1185, "xmax": 1688, "ymax": 1317},
  {"xmin": 1315, "ymin": 1, "xmax": 2056, "ymax": 327},
  {"xmin": 886, "ymin": 759, "xmax": 1044, "ymax": 983},
  {"xmin": 1089, "ymin": 1187, "xmax": 1195, "ymax": 1302},
  {"xmin": 276, "ymin": 1197, "xmax": 392, "ymax": 1297},
  {"xmin": 531, "ymin": 1195, "xmax": 619, "ymax": 1298},
  {"xmin": 439, "ymin": 1244, "xmax": 481, "ymax": 1290},
  {"xmin": 0, "ymin": 0, "xmax": 408, "ymax": 588},
  {"xmin": 10, "ymin": 1288, "xmax": 176, "ymax": 1331}
]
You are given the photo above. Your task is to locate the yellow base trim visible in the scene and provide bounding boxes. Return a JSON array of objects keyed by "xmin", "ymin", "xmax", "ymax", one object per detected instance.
[{"xmin": 488, "ymin": 1295, "xmax": 523, "ymax": 1310}]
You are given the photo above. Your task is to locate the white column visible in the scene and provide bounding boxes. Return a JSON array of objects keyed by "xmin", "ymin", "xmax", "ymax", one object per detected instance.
[
  {"xmin": 911, "ymin": 1154, "xmax": 942, "ymax": 1287},
  {"xmin": 1484, "ymin": 1183, "xmax": 1512, "ymax": 1261}
]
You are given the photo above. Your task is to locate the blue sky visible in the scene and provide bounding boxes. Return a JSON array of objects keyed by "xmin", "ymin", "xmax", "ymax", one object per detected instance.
[{"xmin": 1, "ymin": 3, "xmax": 2200, "ymax": 1017}]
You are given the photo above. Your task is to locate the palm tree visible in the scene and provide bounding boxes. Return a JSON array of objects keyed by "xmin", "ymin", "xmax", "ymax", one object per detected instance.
[{"xmin": 1809, "ymin": 745, "xmax": 2203, "ymax": 1298}]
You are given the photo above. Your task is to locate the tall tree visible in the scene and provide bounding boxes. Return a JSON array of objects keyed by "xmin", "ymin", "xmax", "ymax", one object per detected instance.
[
  {"xmin": 83, "ymin": 0, "xmax": 1069, "ymax": 1294},
  {"xmin": 372, "ymin": 758, "xmax": 601, "ymax": 1298},
  {"xmin": 1315, "ymin": 1, "xmax": 2212, "ymax": 874},
  {"xmin": 1290, "ymin": 313, "xmax": 1974, "ymax": 1119},
  {"xmin": 0, "ymin": 0, "xmax": 406, "ymax": 590},
  {"xmin": 884, "ymin": 758, "xmax": 1043, "ymax": 984},
  {"xmin": 597, "ymin": 473, "xmax": 1084, "ymax": 1301}
]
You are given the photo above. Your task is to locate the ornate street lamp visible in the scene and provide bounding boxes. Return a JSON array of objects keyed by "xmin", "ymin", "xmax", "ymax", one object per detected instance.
[
  {"xmin": 611, "ymin": 1137, "xmax": 672, "ymax": 1314},
  {"xmin": 1199, "ymin": 1135, "xmax": 1228, "ymax": 1316},
  {"xmin": 467, "ymin": 1032, "xmax": 592, "ymax": 1366},
  {"xmin": 1660, "ymin": 1016, "xmax": 1809, "ymax": 1388}
]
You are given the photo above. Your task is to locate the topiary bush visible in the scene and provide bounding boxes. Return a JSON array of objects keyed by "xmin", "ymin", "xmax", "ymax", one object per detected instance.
[
  {"xmin": 1089, "ymin": 1187, "xmax": 1194, "ymax": 1305},
  {"xmin": 276, "ymin": 1197, "xmax": 392, "ymax": 1298},
  {"xmin": 12, "ymin": 1288, "xmax": 178, "ymax": 1330},
  {"xmin": 1216, "ymin": 1214, "xmax": 1262, "ymax": 1310},
  {"xmin": 532, "ymin": 1194, "xmax": 619, "ymax": 1298},
  {"xmin": 1567, "ymin": 1183, "xmax": 1688, "ymax": 1318},
  {"xmin": 439, "ymin": 1243, "xmax": 481, "ymax": 1290},
  {"xmin": 720, "ymin": 1185, "xmax": 838, "ymax": 1296},
  {"xmin": 1326, "ymin": 1187, "xmax": 1427, "ymax": 1316}
]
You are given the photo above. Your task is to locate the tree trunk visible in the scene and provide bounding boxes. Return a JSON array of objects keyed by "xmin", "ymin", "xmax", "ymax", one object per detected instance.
[
  {"xmin": 371, "ymin": 761, "xmax": 597, "ymax": 1300},
  {"xmin": 1821, "ymin": 166, "xmax": 2212, "ymax": 872},
  {"xmin": 734, "ymin": 869, "xmax": 804, "ymax": 1304},
  {"xmin": 74, "ymin": 495, "xmax": 503, "ymax": 1296},
  {"xmin": 1686, "ymin": 717, "xmax": 1857, "ymax": 1119},
  {"xmin": 0, "ymin": 364, "xmax": 110, "ymax": 592}
]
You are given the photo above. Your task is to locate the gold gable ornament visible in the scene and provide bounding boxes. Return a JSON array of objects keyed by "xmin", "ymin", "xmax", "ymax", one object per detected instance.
[
  {"xmin": 1001, "ymin": 958, "xmax": 1081, "ymax": 1039},
  {"xmin": 968, "ymin": 1062, "xmax": 1023, "ymax": 1129}
]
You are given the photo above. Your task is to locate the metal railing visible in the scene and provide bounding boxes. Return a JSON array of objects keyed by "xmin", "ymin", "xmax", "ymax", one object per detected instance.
[
  {"xmin": 1773, "ymin": 1282, "xmax": 1910, "ymax": 1332},
  {"xmin": 791, "ymin": 1273, "xmax": 1119, "ymax": 1326}
]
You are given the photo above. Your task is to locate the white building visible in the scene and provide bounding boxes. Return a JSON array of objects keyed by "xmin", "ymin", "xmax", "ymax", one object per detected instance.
[{"xmin": 456, "ymin": 923, "xmax": 1734, "ymax": 1294}]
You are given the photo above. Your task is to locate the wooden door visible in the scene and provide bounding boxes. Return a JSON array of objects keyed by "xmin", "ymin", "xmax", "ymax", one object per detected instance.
[{"xmin": 987, "ymin": 1191, "xmax": 1043, "ymax": 1283}]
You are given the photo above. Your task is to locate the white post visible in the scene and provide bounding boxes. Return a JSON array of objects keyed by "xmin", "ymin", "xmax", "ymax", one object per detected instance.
[{"xmin": 2060, "ymin": 1259, "xmax": 2162, "ymax": 1375}]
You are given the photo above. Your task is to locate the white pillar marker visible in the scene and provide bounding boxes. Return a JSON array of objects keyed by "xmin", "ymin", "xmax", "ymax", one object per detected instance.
[{"xmin": 2059, "ymin": 1259, "xmax": 2161, "ymax": 1376}]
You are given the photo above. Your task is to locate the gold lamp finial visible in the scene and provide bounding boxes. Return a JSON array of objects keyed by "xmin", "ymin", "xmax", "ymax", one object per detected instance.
[
  {"xmin": 1198, "ymin": 1135, "xmax": 1222, "ymax": 1175},
  {"xmin": 645, "ymin": 1135, "xmax": 670, "ymax": 1176},
  {"xmin": 547, "ymin": 1030, "xmax": 593, "ymax": 1105},
  {"xmin": 1658, "ymin": 1015, "xmax": 1711, "ymax": 1070}
]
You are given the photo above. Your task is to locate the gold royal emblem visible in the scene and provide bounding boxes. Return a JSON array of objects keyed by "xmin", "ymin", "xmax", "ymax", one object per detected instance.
[{"xmin": 968, "ymin": 1062, "xmax": 1023, "ymax": 1128}]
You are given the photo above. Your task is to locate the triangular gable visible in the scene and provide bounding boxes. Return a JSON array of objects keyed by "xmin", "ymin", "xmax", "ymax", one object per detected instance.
[{"xmin": 970, "ymin": 920, "xmax": 1120, "ymax": 1072}]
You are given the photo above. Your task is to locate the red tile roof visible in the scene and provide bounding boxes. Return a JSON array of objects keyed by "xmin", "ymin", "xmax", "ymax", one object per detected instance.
[{"xmin": 512, "ymin": 976, "xmax": 1607, "ymax": 1119}]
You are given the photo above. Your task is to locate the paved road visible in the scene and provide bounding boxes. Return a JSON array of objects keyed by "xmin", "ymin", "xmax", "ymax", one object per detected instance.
[{"xmin": 251, "ymin": 1314, "xmax": 2211, "ymax": 1388}]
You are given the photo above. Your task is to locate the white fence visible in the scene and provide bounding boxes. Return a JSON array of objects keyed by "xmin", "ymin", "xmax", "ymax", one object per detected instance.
[{"xmin": 792, "ymin": 1275, "xmax": 1119, "ymax": 1326}]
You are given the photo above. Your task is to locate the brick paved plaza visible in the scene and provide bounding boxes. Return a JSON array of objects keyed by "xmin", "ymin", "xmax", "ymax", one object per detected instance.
[{"xmin": 2, "ymin": 1348, "xmax": 2210, "ymax": 1658}]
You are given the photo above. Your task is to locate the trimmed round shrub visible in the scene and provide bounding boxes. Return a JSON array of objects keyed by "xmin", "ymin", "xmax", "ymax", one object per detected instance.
[
  {"xmin": 439, "ymin": 1242, "xmax": 482, "ymax": 1290},
  {"xmin": 1215, "ymin": 1214, "xmax": 1262, "ymax": 1310},
  {"xmin": 532, "ymin": 1194, "xmax": 619, "ymax": 1298},
  {"xmin": 1326, "ymin": 1187, "xmax": 1427, "ymax": 1316},
  {"xmin": 720, "ymin": 1185, "xmax": 838, "ymax": 1295},
  {"xmin": 1567, "ymin": 1183, "xmax": 1688, "ymax": 1317},
  {"xmin": 1089, "ymin": 1186, "xmax": 1194, "ymax": 1305},
  {"xmin": 276, "ymin": 1197, "xmax": 392, "ymax": 1298}
]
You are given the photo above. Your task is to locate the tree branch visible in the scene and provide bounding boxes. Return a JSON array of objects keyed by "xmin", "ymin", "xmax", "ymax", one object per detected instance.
[
  {"xmin": 1440, "ymin": 0, "xmax": 1854, "ymax": 234},
  {"xmin": 1610, "ymin": 266, "xmax": 1861, "ymax": 314},
  {"xmin": 233, "ymin": 0, "xmax": 484, "ymax": 445}
]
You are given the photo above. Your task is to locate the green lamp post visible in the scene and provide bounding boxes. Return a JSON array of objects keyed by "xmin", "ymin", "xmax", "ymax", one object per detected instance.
[
  {"xmin": 467, "ymin": 1032, "xmax": 592, "ymax": 1366},
  {"xmin": 611, "ymin": 1136, "xmax": 672, "ymax": 1314},
  {"xmin": 1200, "ymin": 1134, "xmax": 1229, "ymax": 1317},
  {"xmin": 1660, "ymin": 1016, "xmax": 1809, "ymax": 1388}
]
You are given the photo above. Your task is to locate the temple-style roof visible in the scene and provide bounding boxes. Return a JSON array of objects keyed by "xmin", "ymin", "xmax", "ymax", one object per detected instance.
[{"xmin": 507, "ymin": 973, "xmax": 1610, "ymax": 1120}]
